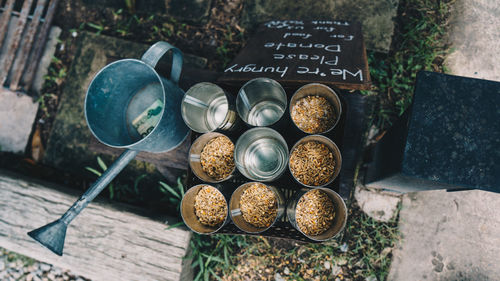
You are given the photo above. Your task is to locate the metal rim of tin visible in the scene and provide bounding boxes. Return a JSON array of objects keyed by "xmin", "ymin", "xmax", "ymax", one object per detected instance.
[
  {"xmin": 180, "ymin": 184, "xmax": 230, "ymax": 235},
  {"xmin": 188, "ymin": 132, "xmax": 236, "ymax": 183},
  {"xmin": 181, "ymin": 82, "xmax": 233, "ymax": 133},
  {"xmin": 288, "ymin": 187, "xmax": 348, "ymax": 241},
  {"xmin": 236, "ymin": 77, "xmax": 288, "ymax": 127},
  {"xmin": 288, "ymin": 134, "xmax": 342, "ymax": 188},
  {"xmin": 289, "ymin": 83, "xmax": 342, "ymax": 135},
  {"xmin": 229, "ymin": 182, "xmax": 284, "ymax": 234}
]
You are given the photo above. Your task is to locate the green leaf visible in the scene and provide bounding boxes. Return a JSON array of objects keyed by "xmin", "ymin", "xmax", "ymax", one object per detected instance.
[
  {"xmin": 203, "ymin": 269, "xmax": 209, "ymax": 281},
  {"xmin": 97, "ymin": 156, "xmax": 107, "ymax": 171},
  {"xmin": 85, "ymin": 167, "xmax": 102, "ymax": 177},
  {"xmin": 194, "ymin": 270, "xmax": 203, "ymax": 281},
  {"xmin": 108, "ymin": 184, "xmax": 114, "ymax": 199},
  {"xmin": 134, "ymin": 174, "xmax": 147, "ymax": 194},
  {"xmin": 177, "ymin": 177, "xmax": 185, "ymax": 197},
  {"xmin": 165, "ymin": 221, "xmax": 184, "ymax": 230},
  {"xmin": 209, "ymin": 268, "xmax": 223, "ymax": 281},
  {"xmin": 159, "ymin": 181, "xmax": 180, "ymax": 199}
]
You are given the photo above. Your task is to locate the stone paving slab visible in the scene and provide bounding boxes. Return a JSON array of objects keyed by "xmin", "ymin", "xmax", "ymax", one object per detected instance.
[
  {"xmin": 444, "ymin": 0, "xmax": 500, "ymax": 81},
  {"xmin": 241, "ymin": 0, "xmax": 399, "ymax": 52},
  {"xmin": 0, "ymin": 89, "xmax": 38, "ymax": 153},
  {"xmin": 388, "ymin": 190, "xmax": 500, "ymax": 280}
]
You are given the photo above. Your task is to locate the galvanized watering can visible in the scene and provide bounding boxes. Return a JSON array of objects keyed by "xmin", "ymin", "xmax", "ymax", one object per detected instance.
[{"xmin": 28, "ymin": 42, "xmax": 189, "ymax": 256}]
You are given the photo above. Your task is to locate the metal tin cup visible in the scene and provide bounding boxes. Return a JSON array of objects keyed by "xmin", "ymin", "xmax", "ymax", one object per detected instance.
[
  {"xmin": 181, "ymin": 184, "xmax": 230, "ymax": 234},
  {"xmin": 181, "ymin": 82, "xmax": 241, "ymax": 133},
  {"xmin": 289, "ymin": 83, "xmax": 342, "ymax": 134},
  {"xmin": 236, "ymin": 78, "xmax": 287, "ymax": 127},
  {"xmin": 235, "ymin": 127, "xmax": 289, "ymax": 182},
  {"xmin": 289, "ymin": 135, "xmax": 342, "ymax": 187},
  {"xmin": 287, "ymin": 188, "xmax": 347, "ymax": 241},
  {"xmin": 229, "ymin": 182, "xmax": 285, "ymax": 233},
  {"xmin": 189, "ymin": 132, "xmax": 235, "ymax": 183}
]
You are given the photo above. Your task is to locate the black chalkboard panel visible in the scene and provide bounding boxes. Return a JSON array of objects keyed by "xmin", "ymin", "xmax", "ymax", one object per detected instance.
[{"xmin": 218, "ymin": 20, "xmax": 371, "ymax": 90}]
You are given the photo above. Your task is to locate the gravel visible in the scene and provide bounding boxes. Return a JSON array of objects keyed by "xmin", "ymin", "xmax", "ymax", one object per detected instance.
[{"xmin": 0, "ymin": 247, "xmax": 91, "ymax": 281}]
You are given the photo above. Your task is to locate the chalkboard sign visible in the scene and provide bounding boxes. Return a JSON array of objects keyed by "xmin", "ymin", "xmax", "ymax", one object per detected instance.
[{"xmin": 218, "ymin": 20, "xmax": 371, "ymax": 90}]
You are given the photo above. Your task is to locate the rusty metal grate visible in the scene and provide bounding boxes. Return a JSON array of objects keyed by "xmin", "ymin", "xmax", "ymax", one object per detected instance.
[{"xmin": 0, "ymin": 0, "xmax": 59, "ymax": 94}]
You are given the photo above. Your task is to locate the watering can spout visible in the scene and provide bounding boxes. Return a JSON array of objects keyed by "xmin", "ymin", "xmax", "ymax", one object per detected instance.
[{"xmin": 28, "ymin": 219, "xmax": 67, "ymax": 256}]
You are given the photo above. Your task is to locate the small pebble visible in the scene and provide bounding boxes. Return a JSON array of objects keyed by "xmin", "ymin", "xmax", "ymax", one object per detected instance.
[
  {"xmin": 283, "ymin": 267, "xmax": 290, "ymax": 275},
  {"xmin": 340, "ymin": 243, "xmax": 348, "ymax": 252},
  {"xmin": 40, "ymin": 263, "xmax": 51, "ymax": 272},
  {"xmin": 274, "ymin": 272, "xmax": 285, "ymax": 281},
  {"xmin": 332, "ymin": 265, "xmax": 342, "ymax": 276},
  {"xmin": 324, "ymin": 261, "xmax": 331, "ymax": 270},
  {"xmin": 365, "ymin": 276, "xmax": 377, "ymax": 281}
]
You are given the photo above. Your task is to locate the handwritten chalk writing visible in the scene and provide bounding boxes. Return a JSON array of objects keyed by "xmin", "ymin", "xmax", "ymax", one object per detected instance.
[
  {"xmin": 311, "ymin": 20, "xmax": 349, "ymax": 26},
  {"xmin": 264, "ymin": 42, "xmax": 341, "ymax": 52},
  {"xmin": 314, "ymin": 26, "xmax": 336, "ymax": 32},
  {"xmin": 224, "ymin": 64, "xmax": 289, "ymax": 78},
  {"xmin": 264, "ymin": 20, "xmax": 305, "ymax": 30},
  {"xmin": 273, "ymin": 54, "xmax": 338, "ymax": 66},
  {"xmin": 283, "ymin": 32, "xmax": 313, "ymax": 39},
  {"xmin": 330, "ymin": 34, "xmax": 354, "ymax": 41},
  {"xmin": 330, "ymin": 69, "xmax": 363, "ymax": 81},
  {"xmin": 297, "ymin": 67, "xmax": 327, "ymax": 77}
]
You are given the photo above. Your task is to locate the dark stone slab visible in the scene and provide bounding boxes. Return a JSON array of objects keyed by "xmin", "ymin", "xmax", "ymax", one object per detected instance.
[
  {"xmin": 365, "ymin": 71, "xmax": 500, "ymax": 193},
  {"xmin": 240, "ymin": 0, "xmax": 399, "ymax": 53},
  {"xmin": 403, "ymin": 71, "xmax": 500, "ymax": 192}
]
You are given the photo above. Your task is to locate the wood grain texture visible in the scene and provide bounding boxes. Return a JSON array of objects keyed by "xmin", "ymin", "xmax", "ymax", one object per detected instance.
[{"xmin": 0, "ymin": 170, "xmax": 193, "ymax": 281}]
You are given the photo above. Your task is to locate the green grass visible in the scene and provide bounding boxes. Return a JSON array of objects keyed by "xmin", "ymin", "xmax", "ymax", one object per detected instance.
[
  {"xmin": 212, "ymin": 204, "xmax": 399, "ymax": 281},
  {"xmin": 367, "ymin": 0, "xmax": 453, "ymax": 130}
]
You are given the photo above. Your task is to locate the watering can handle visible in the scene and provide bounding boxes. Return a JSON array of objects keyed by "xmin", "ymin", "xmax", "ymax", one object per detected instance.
[{"xmin": 141, "ymin": 41, "xmax": 183, "ymax": 84}]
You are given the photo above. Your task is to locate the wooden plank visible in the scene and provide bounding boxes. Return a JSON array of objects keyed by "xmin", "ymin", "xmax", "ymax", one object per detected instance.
[
  {"xmin": 0, "ymin": 0, "xmax": 16, "ymax": 48},
  {"xmin": 218, "ymin": 20, "xmax": 371, "ymax": 90},
  {"xmin": 0, "ymin": 0, "xmax": 33, "ymax": 85},
  {"xmin": 0, "ymin": 169, "xmax": 193, "ymax": 281},
  {"xmin": 9, "ymin": 0, "xmax": 47, "ymax": 91},
  {"xmin": 22, "ymin": 0, "xmax": 59, "ymax": 90}
]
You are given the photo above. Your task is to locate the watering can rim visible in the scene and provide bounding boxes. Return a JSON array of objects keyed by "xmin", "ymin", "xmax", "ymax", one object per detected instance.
[{"xmin": 84, "ymin": 58, "xmax": 184, "ymax": 150}]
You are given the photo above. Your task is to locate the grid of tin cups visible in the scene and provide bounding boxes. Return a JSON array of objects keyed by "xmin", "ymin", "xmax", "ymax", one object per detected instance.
[{"xmin": 180, "ymin": 78, "xmax": 347, "ymax": 241}]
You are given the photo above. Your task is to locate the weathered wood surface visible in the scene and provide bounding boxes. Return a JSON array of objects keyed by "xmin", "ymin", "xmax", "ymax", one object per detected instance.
[{"xmin": 0, "ymin": 169, "xmax": 193, "ymax": 281}]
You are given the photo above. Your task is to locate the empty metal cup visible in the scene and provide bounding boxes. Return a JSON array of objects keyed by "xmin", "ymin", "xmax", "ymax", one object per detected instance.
[
  {"xmin": 289, "ymin": 83, "xmax": 342, "ymax": 134},
  {"xmin": 236, "ymin": 78, "xmax": 287, "ymax": 127},
  {"xmin": 189, "ymin": 132, "xmax": 235, "ymax": 183},
  {"xmin": 235, "ymin": 127, "xmax": 289, "ymax": 182},
  {"xmin": 181, "ymin": 184, "xmax": 230, "ymax": 234},
  {"xmin": 289, "ymin": 135, "xmax": 342, "ymax": 187},
  {"xmin": 182, "ymin": 82, "xmax": 241, "ymax": 133},
  {"xmin": 229, "ymin": 182, "xmax": 285, "ymax": 233},
  {"xmin": 287, "ymin": 188, "xmax": 347, "ymax": 241}
]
